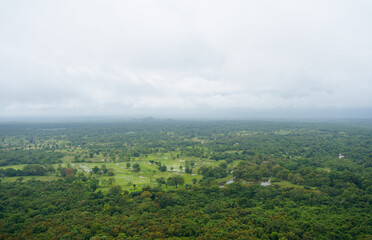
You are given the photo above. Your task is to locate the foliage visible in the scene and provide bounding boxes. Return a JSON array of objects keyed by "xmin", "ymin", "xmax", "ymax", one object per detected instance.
[
  {"xmin": 0, "ymin": 180, "xmax": 370, "ymax": 239},
  {"xmin": 0, "ymin": 149, "xmax": 63, "ymax": 166},
  {"xmin": 0, "ymin": 120, "xmax": 371, "ymax": 239},
  {"xmin": 132, "ymin": 163, "xmax": 140, "ymax": 172},
  {"xmin": 167, "ymin": 175, "xmax": 185, "ymax": 188}
]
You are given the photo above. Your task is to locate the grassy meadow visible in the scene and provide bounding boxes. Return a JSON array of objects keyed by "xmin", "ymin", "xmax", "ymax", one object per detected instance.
[{"xmin": 1, "ymin": 151, "xmax": 228, "ymax": 192}]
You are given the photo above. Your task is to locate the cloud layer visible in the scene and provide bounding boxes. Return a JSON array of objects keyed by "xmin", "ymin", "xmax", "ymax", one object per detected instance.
[{"xmin": 1, "ymin": 0, "xmax": 371, "ymax": 118}]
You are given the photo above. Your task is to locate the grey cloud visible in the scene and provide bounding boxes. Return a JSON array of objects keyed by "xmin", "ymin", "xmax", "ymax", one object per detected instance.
[{"xmin": 0, "ymin": 0, "xmax": 371, "ymax": 118}]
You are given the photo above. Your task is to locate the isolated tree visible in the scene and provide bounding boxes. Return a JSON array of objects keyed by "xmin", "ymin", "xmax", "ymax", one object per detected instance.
[
  {"xmin": 192, "ymin": 178, "xmax": 197, "ymax": 184},
  {"xmin": 108, "ymin": 185, "xmax": 122, "ymax": 196},
  {"xmin": 108, "ymin": 169, "xmax": 114, "ymax": 176},
  {"xmin": 132, "ymin": 163, "xmax": 140, "ymax": 172},
  {"xmin": 167, "ymin": 175, "xmax": 185, "ymax": 188},
  {"xmin": 156, "ymin": 177, "xmax": 166, "ymax": 185},
  {"xmin": 101, "ymin": 164, "xmax": 108, "ymax": 174},
  {"xmin": 92, "ymin": 166, "xmax": 100, "ymax": 174},
  {"xmin": 185, "ymin": 166, "xmax": 192, "ymax": 174},
  {"xmin": 159, "ymin": 165, "xmax": 167, "ymax": 172}
]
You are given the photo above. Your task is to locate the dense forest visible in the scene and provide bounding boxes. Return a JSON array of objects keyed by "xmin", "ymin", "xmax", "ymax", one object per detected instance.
[{"xmin": 0, "ymin": 119, "xmax": 371, "ymax": 239}]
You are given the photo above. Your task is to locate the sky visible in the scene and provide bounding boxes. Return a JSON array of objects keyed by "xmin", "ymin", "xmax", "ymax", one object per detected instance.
[{"xmin": 0, "ymin": 0, "xmax": 371, "ymax": 119}]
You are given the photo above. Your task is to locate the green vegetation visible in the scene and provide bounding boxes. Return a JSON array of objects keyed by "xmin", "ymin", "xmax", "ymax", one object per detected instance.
[{"xmin": 0, "ymin": 120, "xmax": 371, "ymax": 239}]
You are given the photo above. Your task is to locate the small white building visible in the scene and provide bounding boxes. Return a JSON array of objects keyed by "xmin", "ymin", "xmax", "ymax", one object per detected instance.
[{"xmin": 339, "ymin": 153, "xmax": 344, "ymax": 159}]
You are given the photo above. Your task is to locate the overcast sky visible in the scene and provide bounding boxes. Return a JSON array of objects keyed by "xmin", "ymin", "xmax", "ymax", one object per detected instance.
[{"xmin": 0, "ymin": 0, "xmax": 371, "ymax": 119}]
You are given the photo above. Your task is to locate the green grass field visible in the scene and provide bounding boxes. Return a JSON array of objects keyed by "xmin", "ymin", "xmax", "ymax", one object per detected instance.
[
  {"xmin": 1, "ymin": 152, "xmax": 225, "ymax": 192},
  {"xmin": 1, "ymin": 151, "xmax": 305, "ymax": 192},
  {"xmin": 1, "ymin": 149, "xmax": 299, "ymax": 192}
]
